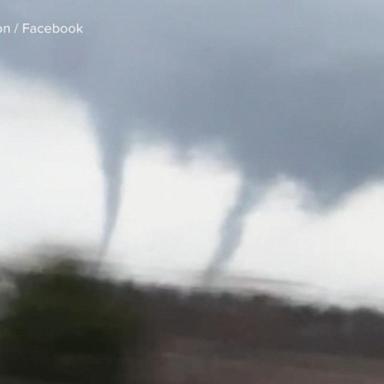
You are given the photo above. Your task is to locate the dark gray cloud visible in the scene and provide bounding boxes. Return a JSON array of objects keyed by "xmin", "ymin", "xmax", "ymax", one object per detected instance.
[
  {"xmin": 2, "ymin": 0, "xmax": 384, "ymax": 268},
  {"xmin": 2, "ymin": 1, "xmax": 384, "ymax": 200}
]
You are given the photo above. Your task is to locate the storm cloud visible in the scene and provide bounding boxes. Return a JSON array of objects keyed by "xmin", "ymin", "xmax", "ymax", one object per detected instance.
[{"xmin": 2, "ymin": 0, "xmax": 384, "ymax": 268}]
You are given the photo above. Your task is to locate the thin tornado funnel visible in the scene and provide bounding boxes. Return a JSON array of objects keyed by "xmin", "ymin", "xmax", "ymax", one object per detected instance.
[
  {"xmin": 99, "ymin": 165, "xmax": 123, "ymax": 260},
  {"xmin": 203, "ymin": 181, "xmax": 258, "ymax": 285},
  {"xmin": 97, "ymin": 134, "xmax": 127, "ymax": 264}
]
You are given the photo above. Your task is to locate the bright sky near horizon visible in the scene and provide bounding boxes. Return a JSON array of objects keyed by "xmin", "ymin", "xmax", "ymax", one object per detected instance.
[{"xmin": 2, "ymin": 70, "xmax": 384, "ymax": 307}]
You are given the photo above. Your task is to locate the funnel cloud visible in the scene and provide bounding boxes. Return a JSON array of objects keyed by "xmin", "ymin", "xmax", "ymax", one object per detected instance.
[
  {"xmin": 203, "ymin": 181, "xmax": 258, "ymax": 284},
  {"xmin": 2, "ymin": 1, "xmax": 384, "ymax": 271},
  {"xmin": 98, "ymin": 141, "xmax": 126, "ymax": 260},
  {"xmin": 94, "ymin": 119, "xmax": 129, "ymax": 260}
]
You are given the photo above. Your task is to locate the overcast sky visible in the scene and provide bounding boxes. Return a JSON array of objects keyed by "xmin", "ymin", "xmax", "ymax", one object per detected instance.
[{"xmin": 2, "ymin": 1, "xmax": 384, "ymax": 306}]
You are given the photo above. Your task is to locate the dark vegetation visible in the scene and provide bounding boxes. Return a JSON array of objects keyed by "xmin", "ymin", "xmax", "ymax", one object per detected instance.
[
  {"xmin": 0, "ymin": 257, "xmax": 150, "ymax": 384},
  {"xmin": 1, "ymin": 249, "xmax": 384, "ymax": 383}
]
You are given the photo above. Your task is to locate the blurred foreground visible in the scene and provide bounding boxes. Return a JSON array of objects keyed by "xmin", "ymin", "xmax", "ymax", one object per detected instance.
[{"xmin": 2, "ymin": 248, "xmax": 384, "ymax": 383}]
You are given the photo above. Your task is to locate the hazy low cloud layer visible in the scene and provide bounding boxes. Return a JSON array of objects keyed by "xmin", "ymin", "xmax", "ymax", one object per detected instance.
[{"xmin": 2, "ymin": 0, "xmax": 384, "ymax": 203}]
